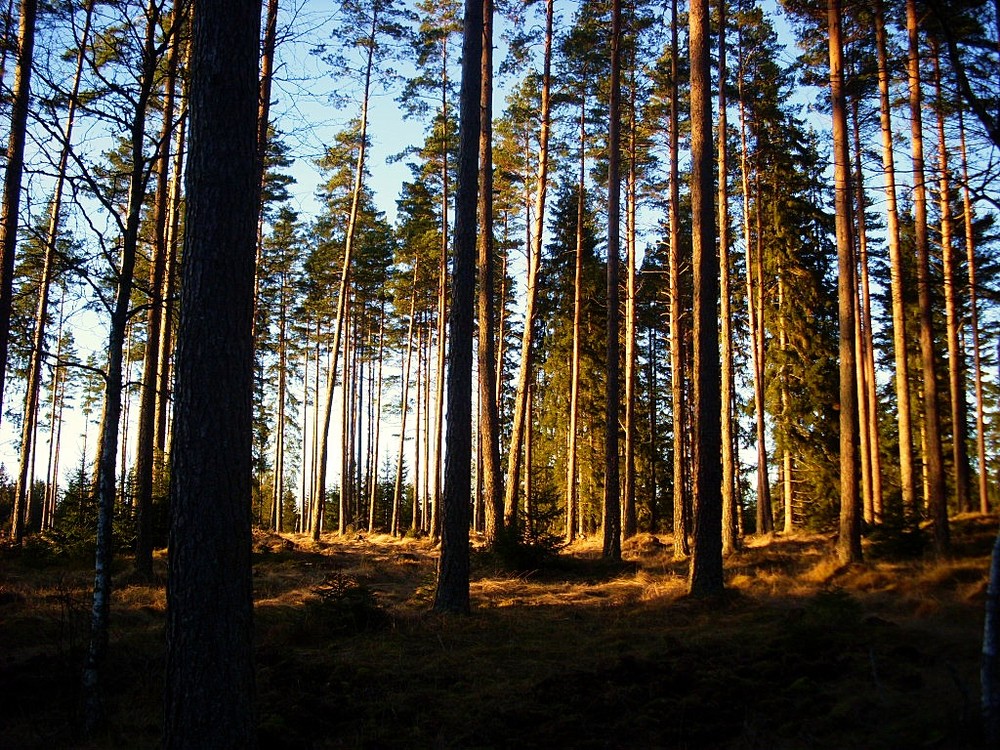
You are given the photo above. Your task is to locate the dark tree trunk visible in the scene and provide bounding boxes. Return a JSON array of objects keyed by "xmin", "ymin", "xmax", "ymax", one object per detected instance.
[
  {"xmin": 163, "ymin": 0, "xmax": 262, "ymax": 744},
  {"xmin": 603, "ymin": 0, "xmax": 622, "ymax": 561},
  {"xmin": 434, "ymin": 0, "xmax": 482, "ymax": 615}
]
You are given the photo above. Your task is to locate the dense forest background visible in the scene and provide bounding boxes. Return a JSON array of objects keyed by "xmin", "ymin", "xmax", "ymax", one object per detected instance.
[
  {"xmin": 0, "ymin": 0, "xmax": 996, "ymax": 556},
  {"xmin": 2, "ymin": 0, "xmax": 1000, "ymax": 744}
]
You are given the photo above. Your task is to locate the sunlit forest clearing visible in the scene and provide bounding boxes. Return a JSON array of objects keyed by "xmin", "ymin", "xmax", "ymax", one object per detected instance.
[{"xmin": 2, "ymin": 516, "xmax": 994, "ymax": 748}]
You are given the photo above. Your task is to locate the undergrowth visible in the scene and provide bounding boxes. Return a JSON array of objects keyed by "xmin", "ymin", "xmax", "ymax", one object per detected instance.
[{"xmin": 0, "ymin": 516, "xmax": 994, "ymax": 749}]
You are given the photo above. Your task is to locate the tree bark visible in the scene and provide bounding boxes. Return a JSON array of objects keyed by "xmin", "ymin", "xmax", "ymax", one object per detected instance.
[
  {"xmin": 603, "ymin": 0, "xmax": 622, "ymax": 561},
  {"xmin": 163, "ymin": 0, "xmax": 261, "ymax": 742},
  {"xmin": 906, "ymin": 0, "xmax": 949, "ymax": 554},
  {"xmin": 957, "ymin": 107, "xmax": 989, "ymax": 514},
  {"xmin": 875, "ymin": 0, "xmax": 917, "ymax": 520},
  {"xmin": 477, "ymin": 0, "xmax": 503, "ymax": 547},
  {"xmin": 434, "ymin": 0, "xmax": 482, "ymax": 614},
  {"xmin": 828, "ymin": 0, "xmax": 862, "ymax": 565},
  {"xmin": 931, "ymin": 39, "xmax": 971, "ymax": 515},
  {"xmin": 503, "ymin": 0, "xmax": 553, "ymax": 538},
  {"xmin": 687, "ymin": 0, "xmax": 724, "ymax": 597},
  {"xmin": 669, "ymin": 0, "xmax": 688, "ymax": 558},
  {"xmin": 718, "ymin": 0, "xmax": 739, "ymax": 554}
]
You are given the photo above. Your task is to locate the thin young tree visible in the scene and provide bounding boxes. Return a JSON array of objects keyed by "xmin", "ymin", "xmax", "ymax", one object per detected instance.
[
  {"xmin": 603, "ymin": 0, "xmax": 622, "ymax": 561},
  {"xmin": 312, "ymin": 0, "xmax": 385, "ymax": 539},
  {"xmin": 163, "ymin": 0, "xmax": 262, "ymax": 742}
]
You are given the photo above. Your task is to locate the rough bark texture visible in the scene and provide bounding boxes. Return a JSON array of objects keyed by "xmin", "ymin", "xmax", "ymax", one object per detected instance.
[
  {"xmin": 163, "ymin": 0, "xmax": 261, "ymax": 744},
  {"xmin": 603, "ymin": 0, "xmax": 622, "ymax": 561},
  {"xmin": 828, "ymin": 0, "xmax": 862, "ymax": 566},
  {"xmin": 687, "ymin": 0, "xmax": 723, "ymax": 597},
  {"xmin": 434, "ymin": 0, "xmax": 482, "ymax": 615},
  {"xmin": 669, "ymin": 0, "xmax": 687, "ymax": 558},
  {"xmin": 477, "ymin": 0, "xmax": 503, "ymax": 547}
]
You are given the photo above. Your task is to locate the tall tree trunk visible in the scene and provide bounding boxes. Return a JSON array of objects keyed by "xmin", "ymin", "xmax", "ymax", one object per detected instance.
[
  {"xmin": 906, "ymin": 0, "xmax": 949, "ymax": 554},
  {"xmin": 82, "ymin": 2, "xmax": 162, "ymax": 733},
  {"xmin": 368, "ymin": 298, "xmax": 386, "ymax": 531},
  {"xmin": 828, "ymin": 0, "xmax": 862, "ymax": 565},
  {"xmin": 875, "ymin": 0, "xmax": 917, "ymax": 521},
  {"xmin": 931, "ymin": 39, "xmax": 971, "ymax": 515},
  {"xmin": 566, "ymin": 96, "xmax": 586, "ymax": 545},
  {"xmin": 477, "ymin": 0, "xmax": 503, "ymax": 547},
  {"xmin": 851, "ymin": 97, "xmax": 883, "ymax": 525},
  {"xmin": 718, "ymin": 0, "xmax": 738, "ymax": 554},
  {"xmin": 687, "ymin": 0, "xmax": 724, "ymax": 597},
  {"xmin": 392, "ymin": 261, "xmax": 419, "ymax": 537},
  {"xmin": 135, "ymin": 12, "xmax": 181, "ymax": 576},
  {"xmin": 10, "ymin": 0, "xmax": 92, "ymax": 543},
  {"xmin": 622, "ymin": 55, "xmax": 638, "ymax": 541},
  {"xmin": 0, "ymin": 0, "xmax": 37, "ymax": 419},
  {"xmin": 957, "ymin": 107, "xmax": 989, "ymax": 514},
  {"xmin": 603, "ymin": 0, "xmax": 622, "ymax": 561},
  {"xmin": 849, "ymin": 99, "xmax": 873, "ymax": 527},
  {"xmin": 737, "ymin": 25, "xmax": 771, "ymax": 538},
  {"xmin": 163, "ymin": 0, "xmax": 261, "ymax": 741},
  {"xmin": 669, "ymin": 0, "xmax": 688, "ymax": 558},
  {"xmin": 434, "ymin": 0, "xmax": 482, "ymax": 614},
  {"xmin": 503, "ymin": 0, "xmax": 553, "ymax": 537},
  {"xmin": 312, "ymin": 8, "xmax": 379, "ymax": 539}
]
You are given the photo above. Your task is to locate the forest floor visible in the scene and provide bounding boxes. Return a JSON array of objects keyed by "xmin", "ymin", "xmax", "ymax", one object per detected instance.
[{"xmin": 1, "ymin": 514, "xmax": 996, "ymax": 749}]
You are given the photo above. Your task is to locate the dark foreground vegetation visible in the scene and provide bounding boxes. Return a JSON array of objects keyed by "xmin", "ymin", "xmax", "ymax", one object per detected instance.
[{"xmin": 2, "ymin": 515, "xmax": 996, "ymax": 749}]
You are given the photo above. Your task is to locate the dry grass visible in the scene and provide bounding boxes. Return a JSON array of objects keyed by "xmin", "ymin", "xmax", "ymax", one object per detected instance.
[{"xmin": 1, "ymin": 516, "xmax": 996, "ymax": 749}]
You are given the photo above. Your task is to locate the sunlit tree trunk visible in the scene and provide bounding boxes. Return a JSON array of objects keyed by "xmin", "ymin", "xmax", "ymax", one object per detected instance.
[
  {"xmin": 622, "ymin": 56, "xmax": 638, "ymax": 541},
  {"xmin": 875, "ymin": 0, "xmax": 916, "ymax": 520},
  {"xmin": 737, "ymin": 24, "xmax": 771, "ymax": 538},
  {"xmin": 392, "ymin": 261, "xmax": 419, "ymax": 538},
  {"xmin": 957, "ymin": 108, "xmax": 989, "ymax": 514},
  {"xmin": 566, "ymin": 96, "xmax": 586, "ymax": 544},
  {"xmin": 931, "ymin": 38, "xmax": 971, "ymax": 515},
  {"xmin": 718, "ymin": 0, "xmax": 739, "ymax": 554},
  {"xmin": 669, "ymin": 0, "xmax": 688, "ymax": 558},
  {"xmin": 477, "ymin": 0, "xmax": 503, "ymax": 547},
  {"xmin": 906, "ymin": 0, "xmax": 949, "ymax": 554},
  {"xmin": 687, "ymin": 0, "xmax": 723, "ymax": 596},
  {"xmin": 851, "ymin": 98, "xmax": 883, "ymax": 525},
  {"xmin": 504, "ymin": 0, "xmax": 553, "ymax": 538},
  {"xmin": 828, "ymin": 0, "xmax": 862, "ymax": 565},
  {"xmin": 369, "ymin": 298, "xmax": 386, "ymax": 531},
  {"xmin": 312, "ymin": 6, "xmax": 379, "ymax": 539}
]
